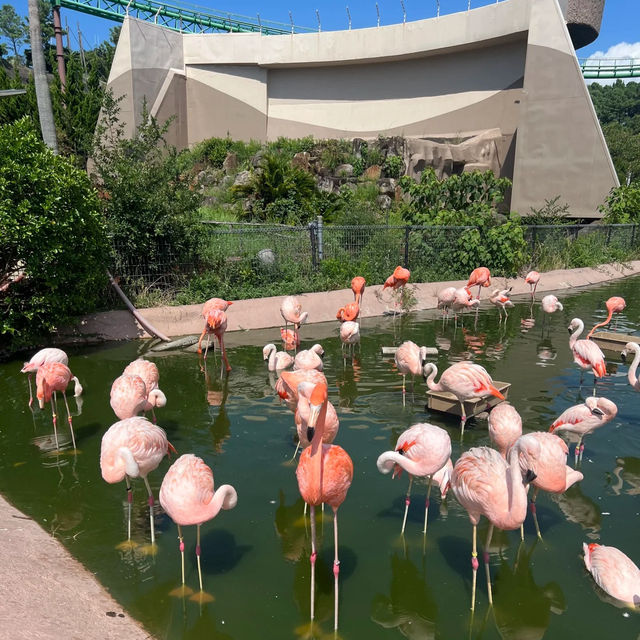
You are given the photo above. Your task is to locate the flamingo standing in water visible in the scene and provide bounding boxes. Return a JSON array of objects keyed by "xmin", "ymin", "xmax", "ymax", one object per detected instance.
[
  {"xmin": 123, "ymin": 359, "xmax": 166, "ymax": 422},
  {"xmin": 467, "ymin": 267, "xmax": 491, "ymax": 299},
  {"xmin": 450, "ymin": 446, "xmax": 535, "ymax": 611},
  {"xmin": 541, "ymin": 295, "xmax": 563, "ymax": 314},
  {"xmin": 339, "ymin": 321, "xmax": 360, "ymax": 357},
  {"xmin": 281, "ymin": 296, "xmax": 308, "ymax": 348},
  {"xmin": 549, "ymin": 396, "xmax": 618, "ymax": 463},
  {"xmin": 100, "ymin": 416, "xmax": 175, "ymax": 548},
  {"xmin": 110, "ymin": 374, "xmax": 149, "ymax": 420},
  {"xmin": 488, "ymin": 402, "xmax": 522, "ymax": 458},
  {"xmin": 514, "ymin": 432, "xmax": 583, "ymax": 538},
  {"xmin": 394, "ymin": 341, "xmax": 428, "ymax": 401},
  {"xmin": 293, "ymin": 381, "xmax": 340, "ymax": 458},
  {"xmin": 281, "ymin": 328, "xmax": 300, "ymax": 352},
  {"xmin": 437, "ymin": 287, "xmax": 457, "ymax": 318},
  {"xmin": 201, "ymin": 309, "xmax": 231, "ymax": 371},
  {"xmin": 525, "ymin": 271, "xmax": 541, "ymax": 299},
  {"xmin": 489, "ymin": 288, "xmax": 514, "ymax": 321},
  {"xmin": 276, "ymin": 369, "xmax": 328, "ymax": 411},
  {"xmin": 336, "ymin": 302, "xmax": 360, "ymax": 323},
  {"xmin": 294, "ymin": 344, "xmax": 324, "ymax": 371},
  {"xmin": 351, "ymin": 276, "xmax": 366, "ymax": 304},
  {"xmin": 383, "ymin": 266, "xmax": 410, "ymax": 314},
  {"xmin": 621, "ymin": 341, "xmax": 640, "ymax": 391},
  {"xmin": 197, "ymin": 298, "xmax": 232, "ymax": 355},
  {"xmin": 263, "ymin": 343, "xmax": 295, "ymax": 372},
  {"xmin": 36, "ymin": 362, "xmax": 83, "ymax": 451},
  {"xmin": 376, "ymin": 423, "xmax": 451, "ymax": 534},
  {"xmin": 295, "ymin": 382, "xmax": 353, "ymax": 630},
  {"xmin": 159, "ymin": 453, "xmax": 237, "ymax": 600},
  {"xmin": 451, "ymin": 287, "xmax": 480, "ymax": 326},
  {"xmin": 21, "ymin": 348, "xmax": 80, "ymax": 407},
  {"xmin": 586, "ymin": 296, "xmax": 626, "ymax": 338},
  {"xmin": 423, "ymin": 361, "xmax": 505, "ymax": 435},
  {"xmin": 582, "ymin": 543, "xmax": 640, "ymax": 607},
  {"xmin": 568, "ymin": 318, "xmax": 606, "ymax": 391}
]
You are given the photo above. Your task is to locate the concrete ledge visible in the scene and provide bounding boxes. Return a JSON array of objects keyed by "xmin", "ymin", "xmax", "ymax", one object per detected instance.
[{"xmin": 67, "ymin": 261, "xmax": 640, "ymax": 344}]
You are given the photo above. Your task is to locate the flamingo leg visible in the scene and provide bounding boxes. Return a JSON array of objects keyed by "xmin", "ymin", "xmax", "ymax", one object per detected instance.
[
  {"xmin": 423, "ymin": 475, "xmax": 433, "ymax": 534},
  {"xmin": 61, "ymin": 392, "xmax": 76, "ymax": 450},
  {"xmin": 574, "ymin": 436, "xmax": 584, "ymax": 466},
  {"xmin": 218, "ymin": 335, "xmax": 231, "ymax": 372},
  {"xmin": 196, "ymin": 524, "xmax": 204, "ymax": 592},
  {"xmin": 291, "ymin": 440, "xmax": 301, "ymax": 461},
  {"xmin": 477, "ymin": 284, "xmax": 481, "ymax": 300},
  {"xmin": 333, "ymin": 507, "xmax": 340, "ymax": 631},
  {"xmin": 310, "ymin": 505, "xmax": 317, "ymax": 622},
  {"xmin": 402, "ymin": 375, "xmax": 406, "ymax": 405},
  {"xmin": 51, "ymin": 391, "xmax": 60, "ymax": 451},
  {"xmin": 197, "ymin": 324, "xmax": 207, "ymax": 354},
  {"xmin": 27, "ymin": 373, "xmax": 34, "ymax": 408},
  {"xmin": 178, "ymin": 524, "xmax": 185, "ymax": 584},
  {"xmin": 143, "ymin": 476, "xmax": 156, "ymax": 545},
  {"xmin": 470, "ymin": 524, "xmax": 479, "ymax": 612},
  {"xmin": 530, "ymin": 487, "xmax": 542, "ymax": 539},
  {"xmin": 484, "ymin": 524, "xmax": 494, "ymax": 606},
  {"xmin": 126, "ymin": 476, "xmax": 133, "ymax": 542},
  {"xmin": 203, "ymin": 333, "xmax": 211, "ymax": 360},
  {"xmin": 401, "ymin": 475, "xmax": 413, "ymax": 534},
  {"xmin": 459, "ymin": 401, "xmax": 467, "ymax": 437}
]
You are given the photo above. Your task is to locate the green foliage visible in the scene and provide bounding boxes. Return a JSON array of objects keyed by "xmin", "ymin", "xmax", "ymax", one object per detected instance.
[
  {"xmin": 524, "ymin": 196, "xmax": 572, "ymax": 225},
  {"xmin": 0, "ymin": 4, "xmax": 27, "ymax": 62},
  {"xmin": 601, "ymin": 121, "xmax": 640, "ymax": 185},
  {"xmin": 0, "ymin": 118, "xmax": 108, "ymax": 350},
  {"xmin": 91, "ymin": 95, "xmax": 204, "ymax": 280},
  {"xmin": 360, "ymin": 141, "xmax": 384, "ymax": 168},
  {"xmin": 266, "ymin": 135, "xmax": 315, "ymax": 157},
  {"xmin": 187, "ymin": 136, "xmax": 261, "ymax": 171},
  {"xmin": 318, "ymin": 139, "xmax": 351, "ymax": 171},
  {"xmin": 0, "ymin": 63, "xmax": 38, "ymax": 125},
  {"xmin": 383, "ymin": 154, "xmax": 403, "ymax": 179},
  {"xmin": 599, "ymin": 184, "xmax": 640, "ymax": 223}
]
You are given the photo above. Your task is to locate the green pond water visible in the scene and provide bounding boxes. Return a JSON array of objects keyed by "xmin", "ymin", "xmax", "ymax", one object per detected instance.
[{"xmin": 2, "ymin": 277, "xmax": 640, "ymax": 640}]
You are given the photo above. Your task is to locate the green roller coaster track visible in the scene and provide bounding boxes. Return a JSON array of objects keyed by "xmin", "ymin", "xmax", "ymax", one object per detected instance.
[{"xmin": 579, "ymin": 58, "xmax": 640, "ymax": 80}]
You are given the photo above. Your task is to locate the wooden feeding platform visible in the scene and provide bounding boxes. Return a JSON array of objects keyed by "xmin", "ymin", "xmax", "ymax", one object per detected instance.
[
  {"xmin": 590, "ymin": 332, "xmax": 640, "ymax": 355},
  {"xmin": 381, "ymin": 346, "xmax": 438, "ymax": 357},
  {"xmin": 426, "ymin": 382, "xmax": 511, "ymax": 418}
]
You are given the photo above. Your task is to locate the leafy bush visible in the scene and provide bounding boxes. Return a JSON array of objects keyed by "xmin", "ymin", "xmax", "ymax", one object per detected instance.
[
  {"xmin": 0, "ymin": 117, "xmax": 108, "ymax": 351},
  {"xmin": 599, "ymin": 184, "xmax": 640, "ymax": 223},
  {"xmin": 318, "ymin": 139, "xmax": 351, "ymax": 171},
  {"xmin": 266, "ymin": 136, "xmax": 315, "ymax": 157},
  {"xmin": 524, "ymin": 196, "xmax": 573, "ymax": 225},
  {"xmin": 383, "ymin": 154, "xmax": 404, "ymax": 179}
]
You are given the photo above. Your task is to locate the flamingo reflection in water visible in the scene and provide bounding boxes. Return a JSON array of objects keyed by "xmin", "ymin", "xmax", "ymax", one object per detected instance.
[
  {"xmin": 204, "ymin": 363, "xmax": 231, "ymax": 454},
  {"xmin": 549, "ymin": 483, "xmax": 601, "ymax": 540},
  {"xmin": 610, "ymin": 456, "xmax": 640, "ymax": 496}
]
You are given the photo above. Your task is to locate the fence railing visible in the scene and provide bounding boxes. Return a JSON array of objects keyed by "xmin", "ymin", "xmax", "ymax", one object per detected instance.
[{"xmin": 110, "ymin": 221, "xmax": 640, "ymax": 298}]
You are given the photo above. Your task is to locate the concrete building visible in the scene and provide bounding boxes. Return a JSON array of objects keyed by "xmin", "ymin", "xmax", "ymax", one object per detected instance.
[{"xmin": 105, "ymin": 0, "xmax": 617, "ymax": 219}]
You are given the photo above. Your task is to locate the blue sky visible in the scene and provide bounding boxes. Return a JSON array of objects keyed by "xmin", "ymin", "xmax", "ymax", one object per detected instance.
[{"xmin": 9, "ymin": 0, "xmax": 640, "ymax": 61}]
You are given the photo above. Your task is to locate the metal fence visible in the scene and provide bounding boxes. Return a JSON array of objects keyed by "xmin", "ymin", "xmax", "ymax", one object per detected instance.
[{"xmin": 110, "ymin": 221, "xmax": 640, "ymax": 298}]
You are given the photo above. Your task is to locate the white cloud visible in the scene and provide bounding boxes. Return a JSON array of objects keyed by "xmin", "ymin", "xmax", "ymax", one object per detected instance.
[{"xmin": 583, "ymin": 42, "xmax": 640, "ymax": 85}]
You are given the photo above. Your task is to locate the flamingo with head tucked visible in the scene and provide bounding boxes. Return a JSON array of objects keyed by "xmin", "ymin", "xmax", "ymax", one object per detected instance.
[
  {"xmin": 467, "ymin": 267, "xmax": 491, "ymax": 299},
  {"xmin": 586, "ymin": 296, "xmax": 626, "ymax": 339},
  {"xmin": 281, "ymin": 296, "xmax": 308, "ymax": 346},
  {"xmin": 568, "ymin": 318, "xmax": 606, "ymax": 391},
  {"xmin": 123, "ymin": 358, "xmax": 166, "ymax": 423},
  {"xmin": 394, "ymin": 341, "xmax": 427, "ymax": 400},
  {"xmin": 339, "ymin": 321, "xmax": 360, "ymax": 357},
  {"xmin": 294, "ymin": 344, "xmax": 324, "ymax": 371},
  {"xmin": 488, "ymin": 402, "xmax": 522, "ymax": 458},
  {"xmin": 377, "ymin": 423, "xmax": 451, "ymax": 534}
]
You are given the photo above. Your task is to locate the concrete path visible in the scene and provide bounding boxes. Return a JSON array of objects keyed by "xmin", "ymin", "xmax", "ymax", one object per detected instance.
[{"xmin": 68, "ymin": 261, "xmax": 640, "ymax": 343}]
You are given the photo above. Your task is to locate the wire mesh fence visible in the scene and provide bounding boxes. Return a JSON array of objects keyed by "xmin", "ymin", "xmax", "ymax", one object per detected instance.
[{"xmin": 109, "ymin": 221, "xmax": 640, "ymax": 302}]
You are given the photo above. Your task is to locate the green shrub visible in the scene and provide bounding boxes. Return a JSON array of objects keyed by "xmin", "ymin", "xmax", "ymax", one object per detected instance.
[
  {"xmin": 524, "ymin": 196, "xmax": 573, "ymax": 225},
  {"xmin": 383, "ymin": 154, "xmax": 403, "ymax": 179},
  {"xmin": 599, "ymin": 184, "xmax": 640, "ymax": 223},
  {"xmin": 0, "ymin": 117, "xmax": 108, "ymax": 351}
]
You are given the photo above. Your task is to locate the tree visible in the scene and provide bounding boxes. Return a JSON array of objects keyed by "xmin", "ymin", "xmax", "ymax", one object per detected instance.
[
  {"xmin": 27, "ymin": 0, "xmax": 57, "ymax": 152},
  {"xmin": 0, "ymin": 5, "xmax": 27, "ymax": 63}
]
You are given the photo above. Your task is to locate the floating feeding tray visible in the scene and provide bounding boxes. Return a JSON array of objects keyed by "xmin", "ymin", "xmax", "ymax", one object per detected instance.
[
  {"xmin": 426, "ymin": 381, "xmax": 511, "ymax": 417},
  {"xmin": 590, "ymin": 331, "xmax": 640, "ymax": 355}
]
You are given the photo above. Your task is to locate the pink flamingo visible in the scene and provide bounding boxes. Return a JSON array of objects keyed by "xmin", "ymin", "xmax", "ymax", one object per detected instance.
[
  {"xmin": 280, "ymin": 327, "xmax": 300, "ymax": 351},
  {"xmin": 583, "ymin": 542, "xmax": 640, "ymax": 607},
  {"xmin": 100, "ymin": 416, "xmax": 175, "ymax": 548},
  {"xmin": 351, "ymin": 276, "xmax": 366, "ymax": 304},
  {"xmin": 488, "ymin": 402, "xmax": 522, "ymax": 458},
  {"xmin": 586, "ymin": 296, "xmax": 626, "ymax": 339},
  {"xmin": 336, "ymin": 302, "xmax": 360, "ymax": 323},
  {"xmin": 197, "ymin": 298, "xmax": 232, "ymax": 354},
  {"xmin": 293, "ymin": 381, "xmax": 340, "ymax": 458},
  {"xmin": 21, "ymin": 348, "xmax": 80, "ymax": 408},
  {"xmin": 451, "ymin": 287, "xmax": 480, "ymax": 327},
  {"xmin": 159, "ymin": 453, "xmax": 237, "ymax": 600},
  {"xmin": 514, "ymin": 432, "xmax": 583, "ymax": 538},
  {"xmin": 423, "ymin": 361, "xmax": 505, "ymax": 435},
  {"xmin": 541, "ymin": 295, "xmax": 563, "ymax": 314},
  {"xmin": 437, "ymin": 287, "xmax": 457, "ymax": 318},
  {"xmin": 296, "ymin": 381, "xmax": 353, "ymax": 630},
  {"xmin": 489, "ymin": 287, "xmax": 514, "ymax": 320},
  {"xmin": 201, "ymin": 309, "xmax": 231, "ymax": 371},
  {"xmin": 36, "ymin": 362, "xmax": 83, "ymax": 451},
  {"xmin": 277, "ymin": 369, "xmax": 328, "ymax": 411},
  {"xmin": 549, "ymin": 396, "xmax": 618, "ymax": 463},
  {"xmin": 621, "ymin": 342, "xmax": 640, "ymax": 391},
  {"xmin": 450, "ymin": 446, "xmax": 535, "ymax": 611},
  {"xmin": 262, "ymin": 343, "xmax": 294, "ymax": 372},
  {"xmin": 376, "ymin": 423, "xmax": 451, "ymax": 534},
  {"xmin": 123, "ymin": 359, "xmax": 166, "ymax": 422},
  {"xmin": 467, "ymin": 267, "xmax": 491, "ymax": 299},
  {"xmin": 383, "ymin": 266, "xmax": 411, "ymax": 314},
  {"xmin": 394, "ymin": 341, "xmax": 428, "ymax": 400},
  {"xmin": 294, "ymin": 344, "xmax": 324, "ymax": 371},
  {"xmin": 110, "ymin": 374, "xmax": 148, "ymax": 420},
  {"xmin": 525, "ymin": 271, "xmax": 541, "ymax": 298},
  {"xmin": 339, "ymin": 321, "xmax": 360, "ymax": 357},
  {"xmin": 568, "ymin": 318, "xmax": 606, "ymax": 391},
  {"xmin": 281, "ymin": 296, "xmax": 308, "ymax": 347}
]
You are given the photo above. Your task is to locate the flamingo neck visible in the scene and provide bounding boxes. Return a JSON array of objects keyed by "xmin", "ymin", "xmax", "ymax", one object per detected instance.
[
  {"xmin": 424, "ymin": 364, "xmax": 441, "ymax": 391},
  {"xmin": 309, "ymin": 400, "xmax": 328, "ymax": 504},
  {"xmin": 268, "ymin": 347, "xmax": 277, "ymax": 372},
  {"xmin": 118, "ymin": 447, "xmax": 140, "ymax": 478},
  {"xmin": 628, "ymin": 346, "xmax": 640, "ymax": 388},
  {"xmin": 587, "ymin": 309, "xmax": 614, "ymax": 339},
  {"xmin": 377, "ymin": 451, "xmax": 425, "ymax": 477},
  {"xmin": 201, "ymin": 484, "xmax": 238, "ymax": 522},
  {"xmin": 569, "ymin": 320, "xmax": 584, "ymax": 348},
  {"xmin": 505, "ymin": 447, "xmax": 528, "ymax": 528}
]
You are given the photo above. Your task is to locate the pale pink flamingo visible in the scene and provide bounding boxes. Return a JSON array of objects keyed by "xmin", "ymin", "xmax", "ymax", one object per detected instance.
[
  {"xmin": 383, "ymin": 266, "xmax": 411, "ymax": 314},
  {"xmin": 394, "ymin": 341, "xmax": 427, "ymax": 401},
  {"xmin": 293, "ymin": 381, "xmax": 340, "ymax": 458},
  {"xmin": 262, "ymin": 343, "xmax": 294, "ymax": 372},
  {"xmin": 281, "ymin": 296, "xmax": 308, "ymax": 347},
  {"xmin": 377, "ymin": 423, "xmax": 451, "ymax": 534},
  {"xmin": 514, "ymin": 432, "xmax": 583, "ymax": 538},
  {"xmin": 123, "ymin": 359, "xmax": 166, "ymax": 422},
  {"xmin": 36, "ymin": 362, "xmax": 82, "ymax": 451},
  {"xmin": 450, "ymin": 446, "xmax": 535, "ymax": 611},
  {"xmin": 583, "ymin": 542, "xmax": 640, "ymax": 607},
  {"xmin": 277, "ymin": 369, "xmax": 328, "ymax": 411},
  {"xmin": 437, "ymin": 287, "xmax": 457, "ymax": 318},
  {"xmin": 339, "ymin": 321, "xmax": 360, "ymax": 357},
  {"xmin": 336, "ymin": 302, "xmax": 360, "ymax": 323},
  {"xmin": 549, "ymin": 396, "xmax": 618, "ymax": 463},
  {"xmin": 159, "ymin": 453, "xmax": 237, "ymax": 600},
  {"xmin": 489, "ymin": 287, "xmax": 514, "ymax": 320},
  {"xmin": 110, "ymin": 374, "xmax": 148, "ymax": 420},
  {"xmin": 423, "ymin": 361, "xmax": 505, "ymax": 435},
  {"xmin": 451, "ymin": 287, "xmax": 480, "ymax": 327},
  {"xmin": 100, "ymin": 416, "xmax": 175, "ymax": 548},
  {"xmin": 351, "ymin": 276, "xmax": 366, "ymax": 304},
  {"xmin": 467, "ymin": 267, "xmax": 491, "ymax": 299},
  {"xmin": 621, "ymin": 342, "xmax": 640, "ymax": 390},
  {"xmin": 295, "ymin": 381, "xmax": 353, "ymax": 630},
  {"xmin": 200, "ymin": 309, "xmax": 231, "ymax": 371},
  {"xmin": 541, "ymin": 295, "xmax": 563, "ymax": 314},
  {"xmin": 21, "ymin": 348, "xmax": 80, "ymax": 407},
  {"xmin": 488, "ymin": 402, "xmax": 522, "ymax": 458},
  {"xmin": 586, "ymin": 296, "xmax": 626, "ymax": 339},
  {"xmin": 568, "ymin": 318, "xmax": 606, "ymax": 391},
  {"xmin": 525, "ymin": 271, "xmax": 541, "ymax": 298},
  {"xmin": 294, "ymin": 344, "xmax": 324, "ymax": 371},
  {"xmin": 197, "ymin": 298, "xmax": 232, "ymax": 354},
  {"xmin": 280, "ymin": 327, "xmax": 300, "ymax": 351}
]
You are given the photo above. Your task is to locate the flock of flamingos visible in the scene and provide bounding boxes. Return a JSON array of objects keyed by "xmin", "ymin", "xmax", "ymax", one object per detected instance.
[{"xmin": 19, "ymin": 265, "xmax": 640, "ymax": 630}]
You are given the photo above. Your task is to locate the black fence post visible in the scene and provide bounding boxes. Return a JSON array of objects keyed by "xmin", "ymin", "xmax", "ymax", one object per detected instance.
[
  {"xmin": 606, "ymin": 225, "xmax": 612, "ymax": 245},
  {"xmin": 632, "ymin": 224, "xmax": 637, "ymax": 249},
  {"xmin": 404, "ymin": 226, "xmax": 410, "ymax": 269},
  {"xmin": 309, "ymin": 221, "xmax": 318, "ymax": 269}
]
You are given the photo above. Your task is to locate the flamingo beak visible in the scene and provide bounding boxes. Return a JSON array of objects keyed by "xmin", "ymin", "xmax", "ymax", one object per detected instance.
[
  {"xmin": 306, "ymin": 427, "xmax": 315, "ymax": 442},
  {"xmin": 524, "ymin": 469, "xmax": 537, "ymax": 484},
  {"xmin": 591, "ymin": 407, "xmax": 604, "ymax": 416},
  {"xmin": 308, "ymin": 403, "xmax": 321, "ymax": 429},
  {"xmin": 621, "ymin": 350, "xmax": 627, "ymax": 363}
]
